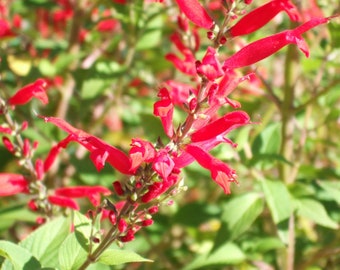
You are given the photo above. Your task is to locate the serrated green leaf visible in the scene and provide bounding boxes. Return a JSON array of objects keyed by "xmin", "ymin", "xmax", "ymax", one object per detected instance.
[
  {"xmin": 20, "ymin": 216, "xmax": 70, "ymax": 268},
  {"xmin": 295, "ymin": 198, "xmax": 338, "ymax": 229},
  {"xmin": 220, "ymin": 193, "xmax": 264, "ymax": 240},
  {"xmin": 0, "ymin": 240, "xmax": 41, "ymax": 270},
  {"xmin": 261, "ymin": 179, "xmax": 292, "ymax": 224},
  {"xmin": 97, "ymin": 249, "xmax": 152, "ymax": 266},
  {"xmin": 58, "ymin": 233, "xmax": 88, "ymax": 270},
  {"xmin": 183, "ymin": 242, "xmax": 245, "ymax": 270}
]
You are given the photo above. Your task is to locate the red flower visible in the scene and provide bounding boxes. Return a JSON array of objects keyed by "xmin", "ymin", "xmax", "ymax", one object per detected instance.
[
  {"xmin": 165, "ymin": 33, "xmax": 196, "ymax": 76},
  {"xmin": 0, "ymin": 18, "xmax": 15, "ymax": 38},
  {"xmin": 153, "ymin": 88, "xmax": 174, "ymax": 138},
  {"xmin": 223, "ymin": 17, "xmax": 331, "ymax": 70},
  {"xmin": 228, "ymin": 0, "xmax": 300, "ymax": 37},
  {"xmin": 8, "ymin": 79, "xmax": 48, "ymax": 106},
  {"xmin": 48, "ymin": 195, "xmax": 79, "ymax": 210},
  {"xmin": 175, "ymin": 0, "xmax": 214, "ymax": 29},
  {"xmin": 0, "ymin": 173, "xmax": 29, "ymax": 196},
  {"xmin": 96, "ymin": 18, "xmax": 119, "ymax": 32},
  {"xmin": 191, "ymin": 111, "xmax": 250, "ymax": 142},
  {"xmin": 184, "ymin": 145, "xmax": 237, "ymax": 194},
  {"xmin": 152, "ymin": 149, "xmax": 175, "ymax": 180},
  {"xmin": 129, "ymin": 139, "xmax": 156, "ymax": 173},
  {"xmin": 196, "ymin": 47, "xmax": 224, "ymax": 80},
  {"xmin": 55, "ymin": 186, "xmax": 111, "ymax": 207},
  {"xmin": 43, "ymin": 135, "xmax": 74, "ymax": 172},
  {"xmin": 42, "ymin": 116, "xmax": 131, "ymax": 174}
]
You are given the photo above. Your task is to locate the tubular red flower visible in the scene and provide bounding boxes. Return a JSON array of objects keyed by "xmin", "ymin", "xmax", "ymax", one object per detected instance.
[
  {"xmin": 191, "ymin": 111, "xmax": 250, "ymax": 142},
  {"xmin": 8, "ymin": 79, "xmax": 48, "ymax": 106},
  {"xmin": 44, "ymin": 135, "xmax": 74, "ymax": 172},
  {"xmin": 0, "ymin": 173, "xmax": 29, "ymax": 196},
  {"xmin": 223, "ymin": 17, "xmax": 330, "ymax": 70},
  {"xmin": 48, "ymin": 195, "xmax": 79, "ymax": 210},
  {"xmin": 196, "ymin": 47, "xmax": 224, "ymax": 80},
  {"xmin": 55, "ymin": 186, "xmax": 111, "ymax": 206},
  {"xmin": 41, "ymin": 116, "xmax": 131, "ymax": 174},
  {"xmin": 229, "ymin": 0, "xmax": 300, "ymax": 37},
  {"xmin": 165, "ymin": 32, "xmax": 197, "ymax": 76},
  {"xmin": 129, "ymin": 139, "xmax": 156, "ymax": 173},
  {"xmin": 184, "ymin": 145, "xmax": 237, "ymax": 194},
  {"xmin": 175, "ymin": 0, "xmax": 214, "ymax": 29},
  {"xmin": 153, "ymin": 88, "xmax": 174, "ymax": 138},
  {"xmin": 152, "ymin": 149, "xmax": 175, "ymax": 180}
]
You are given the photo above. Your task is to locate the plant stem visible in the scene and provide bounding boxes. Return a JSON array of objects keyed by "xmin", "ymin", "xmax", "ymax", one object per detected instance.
[{"xmin": 279, "ymin": 41, "xmax": 299, "ymax": 270}]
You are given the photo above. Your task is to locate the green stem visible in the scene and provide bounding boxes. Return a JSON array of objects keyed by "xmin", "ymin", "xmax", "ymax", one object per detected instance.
[{"xmin": 279, "ymin": 42, "xmax": 299, "ymax": 270}]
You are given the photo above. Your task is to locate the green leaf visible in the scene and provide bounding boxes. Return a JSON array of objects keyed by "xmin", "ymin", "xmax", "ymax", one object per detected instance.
[
  {"xmin": 183, "ymin": 242, "xmax": 245, "ymax": 270},
  {"xmin": 0, "ymin": 204, "xmax": 37, "ymax": 232},
  {"xmin": 252, "ymin": 123, "xmax": 282, "ymax": 155},
  {"xmin": 20, "ymin": 216, "xmax": 70, "ymax": 268},
  {"xmin": 220, "ymin": 193, "xmax": 264, "ymax": 240},
  {"xmin": 0, "ymin": 240, "xmax": 41, "ymax": 270},
  {"xmin": 317, "ymin": 180, "xmax": 340, "ymax": 205},
  {"xmin": 38, "ymin": 59, "xmax": 57, "ymax": 77},
  {"xmin": 97, "ymin": 249, "xmax": 152, "ymax": 266},
  {"xmin": 136, "ymin": 10, "xmax": 163, "ymax": 50},
  {"xmin": 80, "ymin": 79, "xmax": 108, "ymax": 100},
  {"xmin": 73, "ymin": 211, "xmax": 95, "ymax": 250},
  {"xmin": 174, "ymin": 202, "xmax": 220, "ymax": 227},
  {"xmin": 58, "ymin": 233, "xmax": 88, "ymax": 270},
  {"xmin": 261, "ymin": 179, "xmax": 292, "ymax": 224},
  {"xmin": 295, "ymin": 198, "xmax": 338, "ymax": 229},
  {"xmin": 252, "ymin": 237, "xmax": 285, "ymax": 253}
]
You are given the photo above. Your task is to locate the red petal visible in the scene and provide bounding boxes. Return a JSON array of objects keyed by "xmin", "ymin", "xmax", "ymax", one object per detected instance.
[
  {"xmin": 8, "ymin": 79, "xmax": 48, "ymax": 106},
  {"xmin": 191, "ymin": 111, "xmax": 250, "ymax": 142},
  {"xmin": 55, "ymin": 186, "xmax": 111, "ymax": 206},
  {"xmin": 153, "ymin": 91, "xmax": 174, "ymax": 138},
  {"xmin": 129, "ymin": 139, "xmax": 156, "ymax": 172},
  {"xmin": 229, "ymin": 0, "xmax": 299, "ymax": 37},
  {"xmin": 48, "ymin": 195, "xmax": 79, "ymax": 210},
  {"xmin": 0, "ymin": 173, "xmax": 29, "ymax": 196},
  {"xmin": 223, "ymin": 17, "xmax": 330, "ymax": 69},
  {"xmin": 175, "ymin": 0, "xmax": 214, "ymax": 29},
  {"xmin": 184, "ymin": 145, "xmax": 236, "ymax": 194},
  {"xmin": 152, "ymin": 150, "xmax": 175, "ymax": 180},
  {"xmin": 44, "ymin": 135, "xmax": 74, "ymax": 172},
  {"xmin": 42, "ymin": 116, "xmax": 131, "ymax": 174}
]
